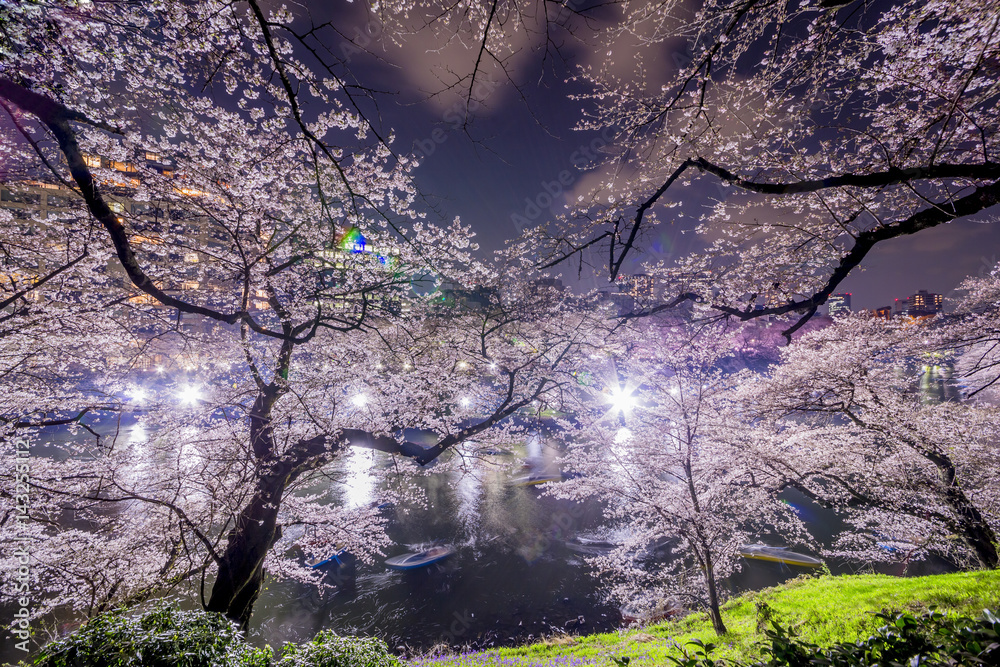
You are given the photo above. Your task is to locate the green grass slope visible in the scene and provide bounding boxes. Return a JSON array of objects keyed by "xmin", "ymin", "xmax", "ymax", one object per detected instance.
[{"xmin": 408, "ymin": 570, "xmax": 1000, "ymax": 667}]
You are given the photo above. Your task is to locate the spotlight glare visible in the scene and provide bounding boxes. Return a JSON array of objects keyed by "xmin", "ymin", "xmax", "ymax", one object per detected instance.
[
  {"xmin": 609, "ymin": 387, "xmax": 637, "ymax": 414},
  {"xmin": 177, "ymin": 385, "xmax": 202, "ymax": 405}
]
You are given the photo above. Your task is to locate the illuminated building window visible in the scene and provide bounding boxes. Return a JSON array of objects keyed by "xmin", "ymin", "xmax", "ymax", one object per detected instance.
[
  {"xmin": 181, "ymin": 280, "xmax": 200, "ymax": 290},
  {"xmin": 183, "ymin": 252, "xmax": 199, "ymax": 263},
  {"xmin": 828, "ymin": 293, "xmax": 852, "ymax": 318},
  {"xmin": 145, "ymin": 151, "xmax": 161, "ymax": 162},
  {"xmin": 83, "ymin": 154, "xmax": 101, "ymax": 168}
]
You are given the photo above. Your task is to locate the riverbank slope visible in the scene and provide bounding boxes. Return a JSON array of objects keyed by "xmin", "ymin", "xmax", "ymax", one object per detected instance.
[{"xmin": 409, "ymin": 569, "xmax": 1000, "ymax": 667}]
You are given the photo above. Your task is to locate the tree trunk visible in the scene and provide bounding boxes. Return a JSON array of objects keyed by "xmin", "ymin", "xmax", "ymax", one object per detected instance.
[
  {"xmin": 925, "ymin": 445, "xmax": 1000, "ymax": 569},
  {"xmin": 945, "ymin": 485, "xmax": 999, "ymax": 569},
  {"xmin": 205, "ymin": 465, "xmax": 288, "ymax": 629},
  {"xmin": 702, "ymin": 548, "xmax": 728, "ymax": 636}
]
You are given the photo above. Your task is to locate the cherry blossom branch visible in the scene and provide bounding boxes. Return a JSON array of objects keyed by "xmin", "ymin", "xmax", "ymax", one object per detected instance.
[
  {"xmin": 597, "ymin": 154, "xmax": 1000, "ymax": 339},
  {"xmin": 0, "ymin": 77, "xmax": 309, "ymax": 342},
  {"xmin": 0, "ymin": 250, "xmax": 88, "ymax": 311}
]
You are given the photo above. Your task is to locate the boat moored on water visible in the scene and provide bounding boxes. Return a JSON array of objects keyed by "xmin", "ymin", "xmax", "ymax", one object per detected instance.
[
  {"xmin": 739, "ymin": 544, "xmax": 823, "ymax": 568},
  {"xmin": 565, "ymin": 536, "xmax": 620, "ymax": 555},
  {"xmin": 385, "ymin": 545, "xmax": 455, "ymax": 570},
  {"xmin": 307, "ymin": 546, "xmax": 350, "ymax": 569},
  {"xmin": 510, "ymin": 472, "xmax": 564, "ymax": 487}
]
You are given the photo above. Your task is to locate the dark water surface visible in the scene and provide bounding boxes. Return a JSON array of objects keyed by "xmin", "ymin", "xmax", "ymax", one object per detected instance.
[
  {"xmin": 247, "ymin": 434, "xmax": 953, "ymax": 655},
  {"xmin": 2, "ymin": 380, "xmax": 957, "ymax": 663}
]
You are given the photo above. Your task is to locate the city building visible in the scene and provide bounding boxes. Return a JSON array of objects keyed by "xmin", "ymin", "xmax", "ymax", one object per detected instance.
[
  {"xmin": 616, "ymin": 273, "xmax": 655, "ymax": 300},
  {"xmin": 871, "ymin": 306, "xmax": 892, "ymax": 321},
  {"xmin": 827, "ymin": 292, "xmax": 852, "ymax": 318},
  {"xmin": 895, "ymin": 290, "xmax": 944, "ymax": 318}
]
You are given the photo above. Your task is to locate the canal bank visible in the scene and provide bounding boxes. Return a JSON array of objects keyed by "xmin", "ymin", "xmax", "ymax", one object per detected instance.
[{"xmin": 406, "ymin": 569, "xmax": 1000, "ymax": 667}]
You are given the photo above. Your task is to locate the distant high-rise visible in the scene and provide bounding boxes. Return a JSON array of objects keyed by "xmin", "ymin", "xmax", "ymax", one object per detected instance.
[
  {"xmin": 617, "ymin": 273, "xmax": 655, "ymax": 300},
  {"xmin": 896, "ymin": 290, "xmax": 943, "ymax": 318},
  {"xmin": 828, "ymin": 292, "xmax": 852, "ymax": 318}
]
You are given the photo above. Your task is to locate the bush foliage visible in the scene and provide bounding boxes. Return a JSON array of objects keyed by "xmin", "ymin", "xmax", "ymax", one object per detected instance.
[
  {"xmin": 667, "ymin": 608, "xmax": 1000, "ymax": 667},
  {"xmin": 274, "ymin": 632, "xmax": 402, "ymax": 667},
  {"xmin": 31, "ymin": 606, "xmax": 271, "ymax": 667},
  {"xmin": 29, "ymin": 606, "xmax": 403, "ymax": 667}
]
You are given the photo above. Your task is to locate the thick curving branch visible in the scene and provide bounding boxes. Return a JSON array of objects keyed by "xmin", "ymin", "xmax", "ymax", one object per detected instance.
[
  {"xmin": 0, "ymin": 77, "xmax": 303, "ymax": 341},
  {"xmin": 593, "ymin": 154, "xmax": 1000, "ymax": 338}
]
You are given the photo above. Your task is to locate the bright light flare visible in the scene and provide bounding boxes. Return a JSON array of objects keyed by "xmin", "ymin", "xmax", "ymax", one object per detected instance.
[
  {"xmin": 127, "ymin": 387, "xmax": 147, "ymax": 403},
  {"xmin": 352, "ymin": 393, "xmax": 368, "ymax": 408},
  {"xmin": 177, "ymin": 385, "xmax": 202, "ymax": 405},
  {"xmin": 609, "ymin": 387, "xmax": 637, "ymax": 414},
  {"xmin": 460, "ymin": 396, "xmax": 472, "ymax": 408}
]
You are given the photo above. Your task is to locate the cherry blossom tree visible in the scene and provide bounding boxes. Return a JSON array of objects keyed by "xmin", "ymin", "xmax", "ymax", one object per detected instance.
[
  {"xmin": 932, "ymin": 261, "xmax": 1000, "ymax": 402},
  {"xmin": 555, "ymin": 319, "xmax": 809, "ymax": 635},
  {"xmin": 0, "ymin": 0, "xmax": 606, "ymax": 629},
  {"xmin": 739, "ymin": 316, "xmax": 1000, "ymax": 569},
  {"xmin": 538, "ymin": 0, "xmax": 1000, "ymax": 337}
]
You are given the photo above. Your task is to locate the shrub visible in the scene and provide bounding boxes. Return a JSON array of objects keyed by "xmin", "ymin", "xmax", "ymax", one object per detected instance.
[
  {"xmin": 275, "ymin": 632, "xmax": 401, "ymax": 667},
  {"xmin": 666, "ymin": 608, "xmax": 1000, "ymax": 667},
  {"xmin": 33, "ymin": 605, "xmax": 271, "ymax": 667}
]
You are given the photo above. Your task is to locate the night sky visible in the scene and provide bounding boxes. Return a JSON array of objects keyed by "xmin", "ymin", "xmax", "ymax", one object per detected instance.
[{"xmin": 315, "ymin": 3, "xmax": 1000, "ymax": 312}]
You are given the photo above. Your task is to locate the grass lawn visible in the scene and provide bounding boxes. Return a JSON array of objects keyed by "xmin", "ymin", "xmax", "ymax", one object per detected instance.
[{"xmin": 407, "ymin": 569, "xmax": 1000, "ymax": 667}]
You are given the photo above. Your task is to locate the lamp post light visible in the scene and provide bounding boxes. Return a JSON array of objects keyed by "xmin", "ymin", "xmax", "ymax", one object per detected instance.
[
  {"xmin": 609, "ymin": 386, "xmax": 637, "ymax": 415},
  {"xmin": 177, "ymin": 385, "xmax": 202, "ymax": 406}
]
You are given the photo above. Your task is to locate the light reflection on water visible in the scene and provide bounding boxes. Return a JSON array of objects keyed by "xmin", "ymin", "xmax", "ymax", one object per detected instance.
[
  {"xmin": 251, "ymin": 437, "xmax": 626, "ymax": 652},
  {"xmin": 3, "ymin": 416, "xmax": 957, "ymax": 664},
  {"xmin": 249, "ymin": 432, "xmax": 954, "ymax": 655},
  {"xmin": 343, "ymin": 447, "xmax": 377, "ymax": 508}
]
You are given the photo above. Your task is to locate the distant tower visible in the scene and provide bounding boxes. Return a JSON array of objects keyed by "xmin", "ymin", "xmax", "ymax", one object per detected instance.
[
  {"xmin": 827, "ymin": 293, "xmax": 852, "ymax": 318},
  {"xmin": 906, "ymin": 290, "xmax": 943, "ymax": 317}
]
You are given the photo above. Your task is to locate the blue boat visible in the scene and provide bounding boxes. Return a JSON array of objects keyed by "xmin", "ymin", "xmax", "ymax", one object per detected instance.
[
  {"xmin": 385, "ymin": 546, "xmax": 454, "ymax": 570},
  {"xmin": 308, "ymin": 546, "xmax": 348, "ymax": 569}
]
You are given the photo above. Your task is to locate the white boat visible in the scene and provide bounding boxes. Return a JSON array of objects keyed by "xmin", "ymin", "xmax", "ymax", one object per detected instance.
[
  {"xmin": 510, "ymin": 472, "xmax": 563, "ymax": 487},
  {"xmin": 565, "ymin": 536, "xmax": 619, "ymax": 555},
  {"xmin": 385, "ymin": 545, "xmax": 454, "ymax": 570}
]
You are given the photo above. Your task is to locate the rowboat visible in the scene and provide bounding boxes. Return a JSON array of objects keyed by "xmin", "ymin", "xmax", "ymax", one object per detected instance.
[
  {"xmin": 307, "ymin": 546, "xmax": 348, "ymax": 569},
  {"xmin": 565, "ymin": 536, "xmax": 619, "ymax": 555},
  {"xmin": 510, "ymin": 472, "xmax": 563, "ymax": 487},
  {"xmin": 385, "ymin": 545, "xmax": 454, "ymax": 570},
  {"xmin": 739, "ymin": 544, "xmax": 823, "ymax": 568}
]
